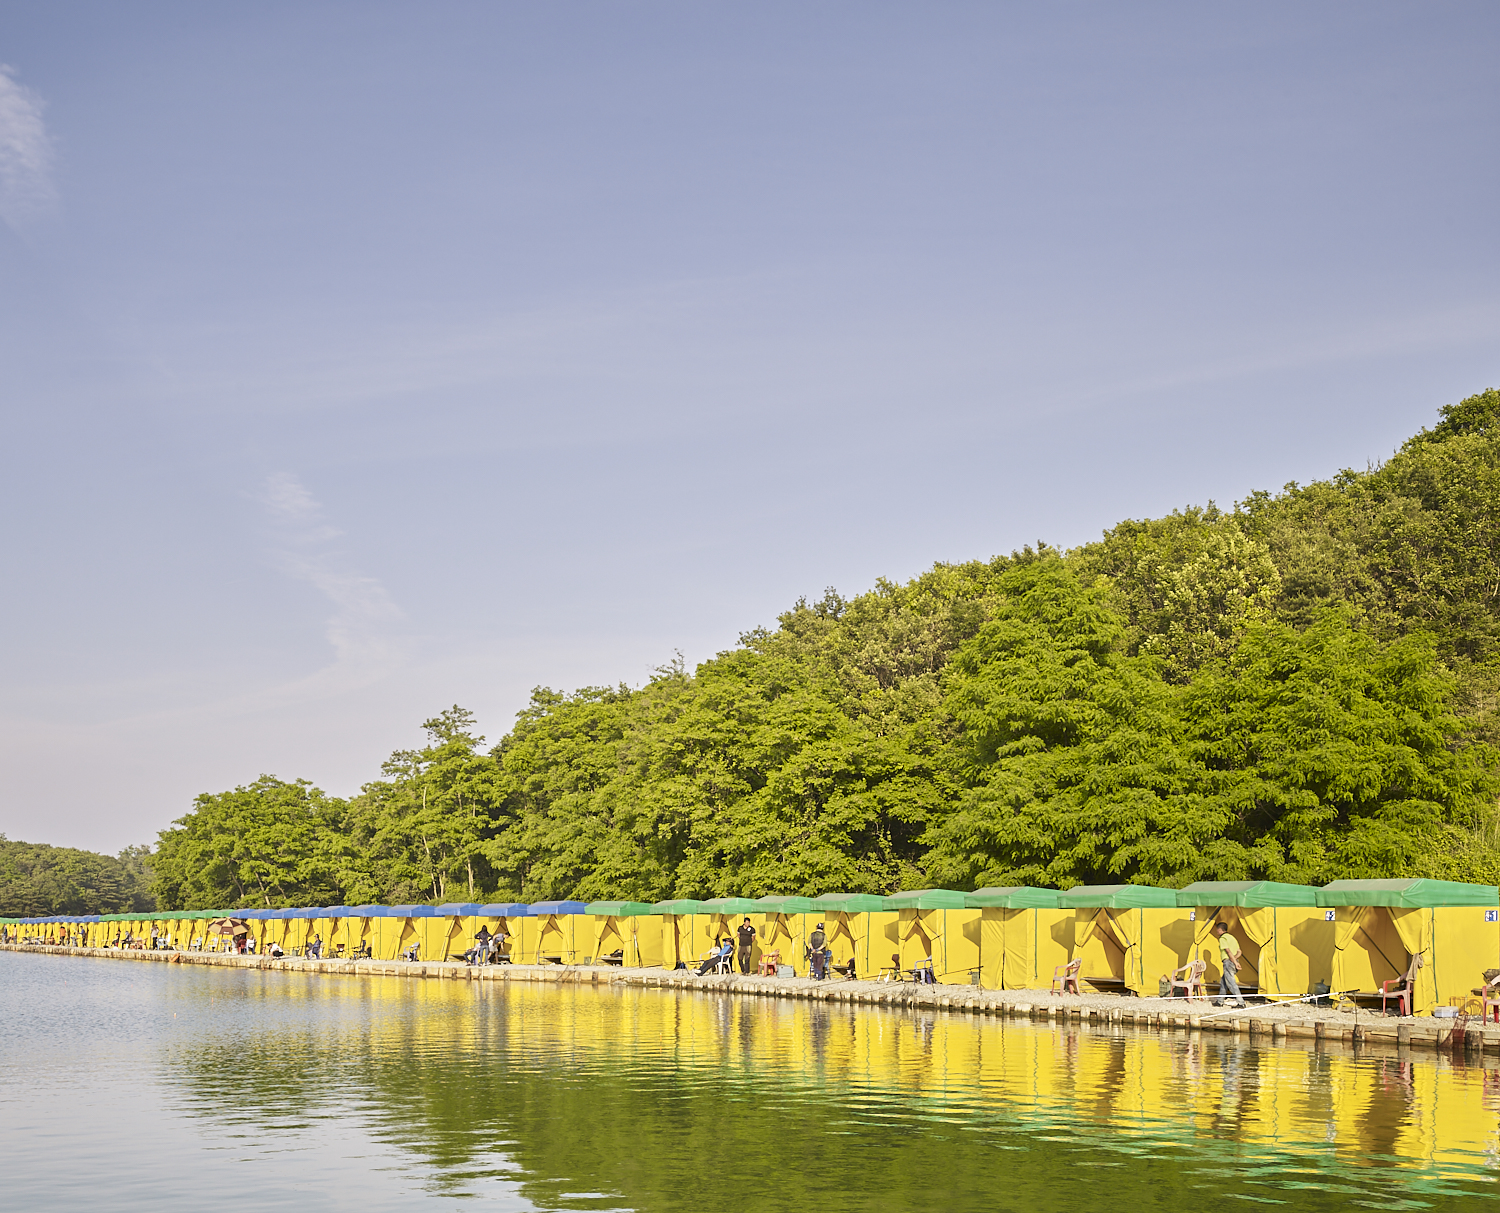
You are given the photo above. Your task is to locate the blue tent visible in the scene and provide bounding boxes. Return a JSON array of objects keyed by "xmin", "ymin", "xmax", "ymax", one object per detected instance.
[
  {"xmin": 529, "ymin": 900, "xmax": 587, "ymax": 916},
  {"xmin": 479, "ymin": 903, "xmax": 532, "ymax": 917}
]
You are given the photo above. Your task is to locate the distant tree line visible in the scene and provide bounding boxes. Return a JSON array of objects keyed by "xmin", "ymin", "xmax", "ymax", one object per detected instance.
[
  {"xmin": 0, "ymin": 836, "xmax": 156, "ymax": 918},
  {"xmin": 136, "ymin": 388, "xmax": 1500, "ymax": 910}
]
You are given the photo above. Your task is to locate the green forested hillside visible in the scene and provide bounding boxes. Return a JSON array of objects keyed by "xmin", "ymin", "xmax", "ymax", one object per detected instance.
[
  {"xmin": 0, "ymin": 837, "xmax": 156, "ymax": 917},
  {"xmin": 150, "ymin": 389, "xmax": 1500, "ymax": 910}
]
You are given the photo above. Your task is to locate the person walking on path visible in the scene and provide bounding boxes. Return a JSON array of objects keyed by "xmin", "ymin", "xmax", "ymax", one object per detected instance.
[
  {"xmin": 736, "ymin": 917, "xmax": 757, "ymax": 975},
  {"xmin": 1211, "ymin": 922, "xmax": 1248, "ymax": 1008}
]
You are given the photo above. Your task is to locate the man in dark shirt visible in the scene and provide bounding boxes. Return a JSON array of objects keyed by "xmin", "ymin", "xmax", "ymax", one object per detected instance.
[
  {"xmin": 808, "ymin": 922, "xmax": 830, "ymax": 979},
  {"xmin": 736, "ymin": 917, "xmax": 757, "ymax": 975}
]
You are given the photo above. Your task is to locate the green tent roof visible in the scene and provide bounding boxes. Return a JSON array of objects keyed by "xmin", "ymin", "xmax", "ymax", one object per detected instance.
[
  {"xmin": 883, "ymin": 888, "xmax": 968, "ymax": 910},
  {"xmin": 753, "ymin": 895, "xmax": 814, "ymax": 914},
  {"xmin": 1175, "ymin": 881, "xmax": 1318, "ymax": 908},
  {"xmin": 650, "ymin": 899, "xmax": 705, "ymax": 915},
  {"xmin": 1056, "ymin": 884, "xmax": 1180, "ymax": 909},
  {"xmin": 700, "ymin": 897, "xmax": 762, "ymax": 914},
  {"xmin": 1316, "ymin": 879, "xmax": 1499, "ymax": 908},
  {"xmin": 584, "ymin": 901, "xmax": 654, "ymax": 917},
  {"xmin": 965, "ymin": 886, "xmax": 1062, "ymax": 909},
  {"xmin": 808, "ymin": 893, "xmax": 888, "ymax": 913}
]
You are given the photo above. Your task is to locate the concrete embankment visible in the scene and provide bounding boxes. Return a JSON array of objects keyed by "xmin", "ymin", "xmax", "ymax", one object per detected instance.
[{"xmin": 8, "ymin": 943, "xmax": 1498, "ymax": 1060}]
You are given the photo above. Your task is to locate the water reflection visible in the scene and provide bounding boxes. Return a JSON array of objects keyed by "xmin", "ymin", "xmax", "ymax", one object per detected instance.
[{"xmin": 6, "ymin": 954, "xmax": 1500, "ymax": 1212}]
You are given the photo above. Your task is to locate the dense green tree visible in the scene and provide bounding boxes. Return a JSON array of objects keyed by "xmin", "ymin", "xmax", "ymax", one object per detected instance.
[
  {"xmin": 151, "ymin": 776, "xmax": 347, "ymax": 910},
  {"xmin": 347, "ymin": 707, "xmax": 506, "ymax": 904},
  {"xmin": 925, "ymin": 560, "xmax": 1496, "ymax": 889},
  {"xmin": 0, "ymin": 835, "xmax": 156, "ymax": 917},
  {"xmin": 1073, "ymin": 506, "xmax": 1281, "ymax": 680}
]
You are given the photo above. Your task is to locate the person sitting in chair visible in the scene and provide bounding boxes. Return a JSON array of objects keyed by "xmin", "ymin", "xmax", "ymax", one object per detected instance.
[
  {"xmin": 832, "ymin": 958, "xmax": 858, "ymax": 980},
  {"xmin": 695, "ymin": 937, "xmax": 733, "ymax": 976}
]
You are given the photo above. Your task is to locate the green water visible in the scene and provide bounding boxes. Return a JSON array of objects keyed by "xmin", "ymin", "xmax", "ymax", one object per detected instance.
[{"xmin": 3, "ymin": 951, "xmax": 1498, "ymax": 1211}]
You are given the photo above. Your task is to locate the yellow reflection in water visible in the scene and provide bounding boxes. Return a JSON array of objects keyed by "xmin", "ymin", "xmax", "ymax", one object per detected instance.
[{"xmin": 227, "ymin": 972, "xmax": 1500, "ymax": 1202}]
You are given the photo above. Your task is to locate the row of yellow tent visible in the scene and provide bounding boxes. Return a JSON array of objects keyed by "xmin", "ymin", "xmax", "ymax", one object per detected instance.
[{"xmin": 8, "ymin": 878, "xmax": 1498, "ymax": 1015}]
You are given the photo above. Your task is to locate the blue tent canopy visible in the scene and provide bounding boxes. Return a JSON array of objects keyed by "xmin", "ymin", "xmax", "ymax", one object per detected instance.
[
  {"xmin": 436, "ymin": 903, "xmax": 483, "ymax": 915},
  {"xmin": 530, "ymin": 900, "xmax": 586, "ymax": 916},
  {"xmin": 479, "ymin": 903, "xmax": 532, "ymax": 916},
  {"xmin": 352, "ymin": 905, "xmax": 387, "ymax": 916}
]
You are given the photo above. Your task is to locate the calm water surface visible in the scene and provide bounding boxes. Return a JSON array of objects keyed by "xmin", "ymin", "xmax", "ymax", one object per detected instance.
[{"xmin": 3, "ymin": 951, "xmax": 1499, "ymax": 1211}]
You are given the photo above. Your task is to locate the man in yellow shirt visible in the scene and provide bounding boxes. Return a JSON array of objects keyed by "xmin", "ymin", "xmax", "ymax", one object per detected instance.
[{"xmin": 1211, "ymin": 921, "xmax": 1248, "ymax": 1008}]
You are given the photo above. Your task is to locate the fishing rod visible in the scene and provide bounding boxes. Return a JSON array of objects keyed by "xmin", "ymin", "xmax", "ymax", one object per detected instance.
[{"xmin": 1192, "ymin": 990, "xmax": 1358, "ymax": 1021}]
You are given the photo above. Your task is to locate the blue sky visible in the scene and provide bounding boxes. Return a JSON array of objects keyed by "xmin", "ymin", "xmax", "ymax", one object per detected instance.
[{"xmin": 2, "ymin": 3, "xmax": 1497, "ymax": 852}]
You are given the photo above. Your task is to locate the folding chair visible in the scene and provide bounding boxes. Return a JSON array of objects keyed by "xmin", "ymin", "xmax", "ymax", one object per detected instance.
[
  {"xmin": 1168, "ymin": 959, "xmax": 1207, "ymax": 1002},
  {"xmin": 1381, "ymin": 953, "xmax": 1425, "ymax": 1017},
  {"xmin": 1051, "ymin": 958, "xmax": 1082, "ymax": 995}
]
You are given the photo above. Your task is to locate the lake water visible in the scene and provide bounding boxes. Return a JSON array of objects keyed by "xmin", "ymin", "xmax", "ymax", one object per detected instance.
[{"xmin": 3, "ymin": 951, "xmax": 1499, "ymax": 1211}]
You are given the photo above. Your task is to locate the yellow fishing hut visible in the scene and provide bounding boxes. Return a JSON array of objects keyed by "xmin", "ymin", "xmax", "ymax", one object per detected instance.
[
  {"xmin": 965, "ymin": 886, "xmax": 1068, "ymax": 990},
  {"xmin": 884, "ymin": 889, "xmax": 982, "ymax": 984},
  {"xmin": 1175, "ymin": 880, "xmax": 1328, "ymax": 998},
  {"xmin": 1055, "ymin": 884, "xmax": 1191, "ymax": 995},
  {"xmin": 1317, "ymin": 878, "xmax": 1500, "ymax": 1015}
]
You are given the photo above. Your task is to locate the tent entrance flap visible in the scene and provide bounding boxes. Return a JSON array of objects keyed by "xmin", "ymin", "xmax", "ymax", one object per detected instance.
[
  {"xmin": 1332, "ymin": 906, "xmax": 1414, "ymax": 1005},
  {"xmin": 1075, "ymin": 910, "xmax": 1127, "ymax": 990}
]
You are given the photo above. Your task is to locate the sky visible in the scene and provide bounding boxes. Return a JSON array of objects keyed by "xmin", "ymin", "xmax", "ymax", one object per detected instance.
[{"xmin": 1, "ymin": 3, "xmax": 1497, "ymax": 854}]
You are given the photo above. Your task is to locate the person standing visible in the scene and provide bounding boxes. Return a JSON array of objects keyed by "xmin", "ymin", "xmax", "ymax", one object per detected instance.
[
  {"xmin": 736, "ymin": 917, "xmax": 757, "ymax": 975},
  {"xmin": 1211, "ymin": 921, "xmax": 1248, "ymax": 1008},
  {"xmin": 808, "ymin": 922, "xmax": 830, "ymax": 979}
]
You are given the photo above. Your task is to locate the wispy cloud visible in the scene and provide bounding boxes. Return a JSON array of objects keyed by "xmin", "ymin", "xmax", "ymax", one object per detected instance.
[
  {"xmin": 260, "ymin": 472, "xmax": 404, "ymax": 675},
  {"xmin": 0, "ymin": 64, "xmax": 56, "ymax": 228}
]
